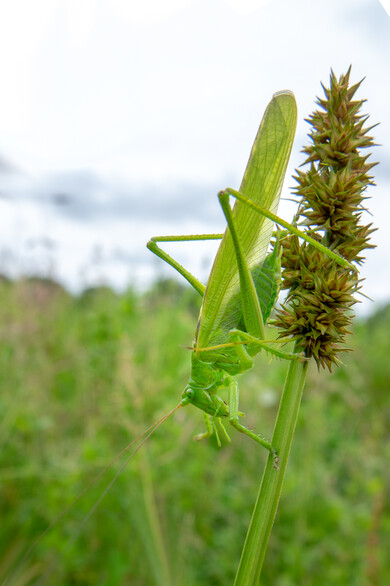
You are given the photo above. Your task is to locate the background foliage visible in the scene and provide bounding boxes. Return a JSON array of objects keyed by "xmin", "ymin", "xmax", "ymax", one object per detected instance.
[{"xmin": 1, "ymin": 277, "xmax": 389, "ymax": 585}]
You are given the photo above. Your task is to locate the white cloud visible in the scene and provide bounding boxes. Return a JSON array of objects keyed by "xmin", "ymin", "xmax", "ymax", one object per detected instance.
[
  {"xmin": 223, "ymin": 0, "xmax": 273, "ymax": 13},
  {"xmin": 110, "ymin": 0, "xmax": 196, "ymax": 25},
  {"xmin": 378, "ymin": 0, "xmax": 390, "ymax": 16}
]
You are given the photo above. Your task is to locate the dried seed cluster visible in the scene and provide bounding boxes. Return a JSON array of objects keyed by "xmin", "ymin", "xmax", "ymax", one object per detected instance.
[{"xmin": 274, "ymin": 68, "xmax": 377, "ymax": 370}]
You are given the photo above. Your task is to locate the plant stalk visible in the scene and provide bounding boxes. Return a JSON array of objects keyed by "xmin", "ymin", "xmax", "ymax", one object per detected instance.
[{"xmin": 234, "ymin": 348, "xmax": 308, "ymax": 585}]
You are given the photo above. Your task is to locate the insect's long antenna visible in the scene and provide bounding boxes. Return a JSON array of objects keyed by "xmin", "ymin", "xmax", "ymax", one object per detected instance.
[
  {"xmin": 71, "ymin": 403, "xmax": 183, "ymax": 536},
  {"xmin": 19, "ymin": 403, "xmax": 183, "ymax": 572}
]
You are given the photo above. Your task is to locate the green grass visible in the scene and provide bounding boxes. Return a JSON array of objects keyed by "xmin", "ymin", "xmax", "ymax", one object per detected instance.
[{"xmin": 0, "ymin": 277, "xmax": 389, "ymax": 585}]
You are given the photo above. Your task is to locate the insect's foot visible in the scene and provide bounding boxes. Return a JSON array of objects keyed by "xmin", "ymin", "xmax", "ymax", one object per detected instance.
[{"xmin": 193, "ymin": 431, "xmax": 211, "ymax": 442}]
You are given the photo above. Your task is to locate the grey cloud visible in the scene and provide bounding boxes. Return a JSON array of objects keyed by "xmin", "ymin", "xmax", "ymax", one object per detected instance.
[
  {"xmin": 32, "ymin": 169, "xmax": 224, "ymax": 225},
  {"xmin": 0, "ymin": 154, "xmax": 19, "ymax": 176},
  {"xmin": 375, "ymin": 150, "xmax": 390, "ymax": 181}
]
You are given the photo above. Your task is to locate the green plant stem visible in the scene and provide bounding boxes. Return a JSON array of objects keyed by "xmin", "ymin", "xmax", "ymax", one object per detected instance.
[
  {"xmin": 234, "ymin": 348, "xmax": 308, "ymax": 585},
  {"xmin": 139, "ymin": 450, "xmax": 172, "ymax": 586}
]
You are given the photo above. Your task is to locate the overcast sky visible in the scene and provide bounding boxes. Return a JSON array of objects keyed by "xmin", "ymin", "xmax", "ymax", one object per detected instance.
[{"xmin": 0, "ymin": 0, "xmax": 389, "ymax": 314}]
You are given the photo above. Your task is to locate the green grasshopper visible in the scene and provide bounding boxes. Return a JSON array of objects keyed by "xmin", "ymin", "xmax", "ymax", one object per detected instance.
[
  {"xmin": 20, "ymin": 92, "xmax": 357, "ymax": 571},
  {"xmin": 17, "ymin": 90, "xmax": 362, "ymax": 583},
  {"xmin": 148, "ymin": 91, "xmax": 354, "ymax": 465}
]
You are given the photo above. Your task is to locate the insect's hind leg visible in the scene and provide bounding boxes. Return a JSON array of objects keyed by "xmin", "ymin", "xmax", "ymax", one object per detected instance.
[
  {"xmin": 147, "ymin": 234, "xmax": 223, "ymax": 296},
  {"xmin": 221, "ymin": 187, "xmax": 356, "ymax": 273},
  {"xmin": 227, "ymin": 378, "xmax": 279, "ymax": 469},
  {"xmin": 217, "ymin": 191, "xmax": 265, "ymax": 343},
  {"xmin": 229, "ymin": 330, "xmax": 307, "ymax": 362}
]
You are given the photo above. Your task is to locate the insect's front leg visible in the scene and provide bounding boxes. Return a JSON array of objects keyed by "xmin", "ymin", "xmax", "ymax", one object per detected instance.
[
  {"xmin": 193, "ymin": 412, "xmax": 214, "ymax": 442},
  {"xmin": 227, "ymin": 377, "xmax": 279, "ymax": 469},
  {"xmin": 193, "ymin": 412, "xmax": 231, "ymax": 446}
]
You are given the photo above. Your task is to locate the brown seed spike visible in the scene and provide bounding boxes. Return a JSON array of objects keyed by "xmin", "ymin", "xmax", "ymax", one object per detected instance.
[{"xmin": 272, "ymin": 69, "xmax": 377, "ymax": 371}]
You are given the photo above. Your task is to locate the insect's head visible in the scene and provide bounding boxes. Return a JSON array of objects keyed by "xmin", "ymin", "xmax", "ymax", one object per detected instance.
[
  {"xmin": 181, "ymin": 383, "xmax": 229, "ymax": 418},
  {"xmin": 180, "ymin": 355, "xmax": 229, "ymax": 417}
]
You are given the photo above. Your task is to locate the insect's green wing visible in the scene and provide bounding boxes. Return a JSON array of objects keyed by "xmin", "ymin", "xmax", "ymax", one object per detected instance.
[{"xmin": 196, "ymin": 91, "xmax": 297, "ymax": 352}]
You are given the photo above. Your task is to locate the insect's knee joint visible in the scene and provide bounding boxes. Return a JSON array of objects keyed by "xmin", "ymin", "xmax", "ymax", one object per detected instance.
[{"xmin": 218, "ymin": 189, "xmax": 230, "ymax": 204}]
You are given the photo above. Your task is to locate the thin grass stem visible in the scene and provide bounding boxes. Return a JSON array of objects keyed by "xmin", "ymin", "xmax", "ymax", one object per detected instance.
[{"xmin": 234, "ymin": 347, "xmax": 308, "ymax": 585}]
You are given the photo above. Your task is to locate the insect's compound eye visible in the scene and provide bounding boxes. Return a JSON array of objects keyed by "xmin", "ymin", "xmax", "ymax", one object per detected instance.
[
  {"xmin": 182, "ymin": 387, "xmax": 194, "ymax": 402},
  {"xmin": 181, "ymin": 386, "xmax": 195, "ymax": 406}
]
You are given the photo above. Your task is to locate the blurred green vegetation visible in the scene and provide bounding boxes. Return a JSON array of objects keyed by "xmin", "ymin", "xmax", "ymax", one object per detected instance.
[{"xmin": 0, "ymin": 276, "xmax": 389, "ymax": 585}]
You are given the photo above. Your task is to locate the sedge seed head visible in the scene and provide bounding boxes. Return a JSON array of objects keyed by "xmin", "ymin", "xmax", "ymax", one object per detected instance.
[{"xmin": 273, "ymin": 68, "xmax": 377, "ymax": 371}]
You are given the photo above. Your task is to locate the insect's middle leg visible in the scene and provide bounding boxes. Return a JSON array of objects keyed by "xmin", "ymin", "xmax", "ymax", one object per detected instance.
[
  {"xmin": 227, "ymin": 379, "xmax": 279, "ymax": 468},
  {"xmin": 147, "ymin": 233, "xmax": 223, "ymax": 296}
]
